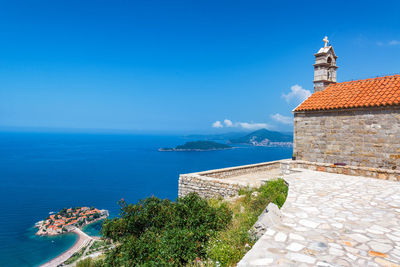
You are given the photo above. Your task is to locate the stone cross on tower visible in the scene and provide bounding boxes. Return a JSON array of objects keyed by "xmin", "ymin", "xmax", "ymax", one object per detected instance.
[
  {"xmin": 323, "ymin": 36, "xmax": 329, "ymax": 47},
  {"xmin": 313, "ymin": 37, "xmax": 338, "ymax": 92}
]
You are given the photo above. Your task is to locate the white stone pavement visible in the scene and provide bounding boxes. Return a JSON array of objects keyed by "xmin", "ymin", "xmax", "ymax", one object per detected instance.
[{"xmin": 239, "ymin": 169, "xmax": 400, "ymax": 266}]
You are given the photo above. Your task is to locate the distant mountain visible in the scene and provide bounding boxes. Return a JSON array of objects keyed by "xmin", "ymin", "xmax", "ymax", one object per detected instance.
[
  {"xmin": 184, "ymin": 132, "xmax": 245, "ymax": 141},
  {"xmin": 159, "ymin": 141, "xmax": 232, "ymax": 151},
  {"xmin": 229, "ymin": 129, "xmax": 293, "ymax": 146}
]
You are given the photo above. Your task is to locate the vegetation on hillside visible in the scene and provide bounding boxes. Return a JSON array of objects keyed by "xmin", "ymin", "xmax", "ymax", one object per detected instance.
[
  {"xmin": 229, "ymin": 128, "xmax": 293, "ymax": 144},
  {"xmin": 64, "ymin": 240, "xmax": 111, "ymax": 266},
  {"xmin": 75, "ymin": 179, "xmax": 288, "ymax": 267},
  {"xmin": 161, "ymin": 140, "xmax": 231, "ymax": 151},
  {"xmin": 101, "ymin": 193, "xmax": 232, "ymax": 266},
  {"xmin": 207, "ymin": 179, "xmax": 288, "ymax": 266},
  {"xmin": 184, "ymin": 132, "xmax": 245, "ymax": 141},
  {"xmin": 75, "ymin": 258, "xmax": 104, "ymax": 267}
]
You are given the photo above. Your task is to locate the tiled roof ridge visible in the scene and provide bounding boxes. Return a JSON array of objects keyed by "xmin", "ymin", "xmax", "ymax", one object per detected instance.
[
  {"xmin": 333, "ymin": 74, "xmax": 400, "ymax": 86},
  {"xmin": 296, "ymin": 102, "xmax": 400, "ymax": 112},
  {"xmin": 295, "ymin": 74, "xmax": 400, "ymax": 112}
]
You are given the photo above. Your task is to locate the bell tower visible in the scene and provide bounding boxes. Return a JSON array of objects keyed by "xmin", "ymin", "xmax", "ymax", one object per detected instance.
[{"xmin": 313, "ymin": 36, "xmax": 338, "ymax": 92}]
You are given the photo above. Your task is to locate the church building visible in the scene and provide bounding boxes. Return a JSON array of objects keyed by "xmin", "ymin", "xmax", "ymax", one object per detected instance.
[{"xmin": 293, "ymin": 37, "xmax": 400, "ymax": 170}]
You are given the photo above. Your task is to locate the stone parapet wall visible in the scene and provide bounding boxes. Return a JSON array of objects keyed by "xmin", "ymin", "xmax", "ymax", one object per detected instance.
[
  {"xmin": 283, "ymin": 159, "xmax": 400, "ymax": 181},
  {"xmin": 178, "ymin": 174, "xmax": 246, "ymax": 198},
  {"xmin": 178, "ymin": 161, "xmax": 284, "ymax": 198},
  {"xmin": 294, "ymin": 107, "xmax": 400, "ymax": 170},
  {"xmin": 196, "ymin": 160, "xmax": 282, "ymax": 179},
  {"xmin": 179, "ymin": 158, "xmax": 400, "ymax": 200}
]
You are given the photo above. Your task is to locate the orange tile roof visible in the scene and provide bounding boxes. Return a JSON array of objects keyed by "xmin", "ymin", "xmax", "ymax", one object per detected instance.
[{"xmin": 295, "ymin": 75, "xmax": 400, "ymax": 112}]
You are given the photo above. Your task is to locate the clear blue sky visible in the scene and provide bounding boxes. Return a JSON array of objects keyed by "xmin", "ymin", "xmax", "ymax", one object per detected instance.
[{"xmin": 0, "ymin": 0, "xmax": 399, "ymax": 133}]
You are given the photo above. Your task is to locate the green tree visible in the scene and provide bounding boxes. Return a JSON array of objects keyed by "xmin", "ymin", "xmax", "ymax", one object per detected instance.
[{"xmin": 102, "ymin": 193, "xmax": 232, "ymax": 266}]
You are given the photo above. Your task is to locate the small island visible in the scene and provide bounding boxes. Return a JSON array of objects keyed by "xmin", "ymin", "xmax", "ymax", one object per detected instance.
[
  {"xmin": 35, "ymin": 207, "xmax": 109, "ymax": 236},
  {"xmin": 159, "ymin": 141, "xmax": 232, "ymax": 151}
]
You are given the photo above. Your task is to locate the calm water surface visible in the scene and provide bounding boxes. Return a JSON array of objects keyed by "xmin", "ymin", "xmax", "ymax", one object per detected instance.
[{"xmin": 0, "ymin": 132, "xmax": 292, "ymax": 266}]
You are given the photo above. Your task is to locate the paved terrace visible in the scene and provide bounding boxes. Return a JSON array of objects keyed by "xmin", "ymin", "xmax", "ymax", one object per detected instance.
[
  {"xmin": 225, "ymin": 168, "xmax": 282, "ymax": 187},
  {"xmin": 239, "ymin": 169, "xmax": 400, "ymax": 266}
]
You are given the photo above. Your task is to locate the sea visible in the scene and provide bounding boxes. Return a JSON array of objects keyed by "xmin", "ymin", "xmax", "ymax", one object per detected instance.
[{"xmin": 0, "ymin": 132, "xmax": 292, "ymax": 267}]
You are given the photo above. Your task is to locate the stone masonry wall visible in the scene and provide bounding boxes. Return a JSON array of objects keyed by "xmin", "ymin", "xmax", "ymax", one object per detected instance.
[
  {"xmin": 197, "ymin": 161, "xmax": 282, "ymax": 179},
  {"xmin": 294, "ymin": 107, "xmax": 400, "ymax": 170},
  {"xmin": 281, "ymin": 160, "xmax": 400, "ymax": 181},
  {"xmin": 178, "ymin": 174, "xmax": 245, "ymax": 198},
  {"xmin": 178, "ymin": 161, "xmax": 283, "ymax": 198},
  {"xmin": 179, "ymin": 158, "xmax": 400, "ymax": 200}
]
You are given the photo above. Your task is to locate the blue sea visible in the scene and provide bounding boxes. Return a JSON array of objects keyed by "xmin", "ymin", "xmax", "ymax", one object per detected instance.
[{"xmin": 0, "ymin": 132, "xmax": 292, "ymax": 266}]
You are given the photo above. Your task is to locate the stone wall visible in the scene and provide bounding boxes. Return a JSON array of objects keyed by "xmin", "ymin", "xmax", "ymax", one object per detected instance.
[
  {"xmin": 179, "ymin": 158, "xmax": 400, "ymax": 200},
  {"xmin": 196, "ymin": 161, "xmax": 282, "ymax": 179},
  {"xmin": 178, "ymin": 161, "xmax": 283, "ymax": 198},
  {"xmin": 178, "ymin": 174, "xmax": 245, "ymax": 198},
  {"xmin": 282, "ymin": 159, "xmax": 400, "ymax": 181},
  {"xmin": 294, "ymin": 107, "xmax": 400, "ymax": 170}
]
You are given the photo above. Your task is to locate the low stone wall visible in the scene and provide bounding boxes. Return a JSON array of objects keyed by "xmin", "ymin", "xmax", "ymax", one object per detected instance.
[
  {"xmin": 179, "ymin": 159, "xmax": 400, "ymax": 200},
  {"xmin": 248, "ymin": 202, "xmax": 282, "ymax": 241},
  {"xmin": 178, "ymin": 174, "xmax": 246, "ymax": 198},
  {"xmin": 196, "ymin": 160, "xmax": 282, "ymax": 179},
  {"xmin": 283, "ymin": 159, "xmax": 400, "ymax": 181},
  {"xmin": 178, "ymin": 161, "xmax": 284, "ymax": 198}
]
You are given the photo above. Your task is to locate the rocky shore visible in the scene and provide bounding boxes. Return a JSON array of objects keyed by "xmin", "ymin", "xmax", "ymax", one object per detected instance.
[{"xmin": 158, "ymin": 147, "xmax": 233, "ymax": 152}]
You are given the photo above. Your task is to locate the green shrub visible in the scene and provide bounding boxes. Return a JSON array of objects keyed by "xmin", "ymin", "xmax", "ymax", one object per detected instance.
[
  {"xmin": 102, "ymin": 197, "xmax": 175, "ymax": 241},
  {"xmin": 101, "ymin": 179, "xmax": 287, "ymax": 267},
  {"xmin": 237, "ymin": 186, "xmax": 251, "ymax": 196},
  {"xmin": 257, "ymin": 178, "xmax": 288, "ymax": 208},
  {"xmin": 75, "ymin": 258, "xmax": 105, "ymax": 267},
  {"xmin": 207, "ymin": 178, "xmax": 288, "ymax": 266},
  {"xmin": 102, "ymin": 193, "xmax": 232, "ymax": 266},
  {"xmin": 75, "ymin": 258, "xmax": 93, "ymax": 267}
]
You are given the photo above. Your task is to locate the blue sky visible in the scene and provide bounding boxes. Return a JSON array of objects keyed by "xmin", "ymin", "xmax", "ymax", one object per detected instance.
[{"xmin": 0, "ymin": 0, "xmax": 399, "ymax": 133}]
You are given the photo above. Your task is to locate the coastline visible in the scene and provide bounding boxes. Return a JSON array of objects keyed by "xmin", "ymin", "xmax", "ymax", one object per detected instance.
[
  {"xmin": 38, "ymin": 217, "xmax": 105, "ymax": 266},
  {"xmin": 0, "ymin": 133, "xmax": 293, "ymax": 267},
  {"xmin": 39, "ymin": 228, "xmax": 92, "ymax": 267},
  {"xmin": 158, "ymin": 147, "xmax": 234, "ymax": 152}
]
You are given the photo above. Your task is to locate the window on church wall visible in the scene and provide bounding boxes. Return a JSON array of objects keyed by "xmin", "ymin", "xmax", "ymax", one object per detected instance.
[{"xmin": 327, "ymin": 57, "xmax": 332, "ymax": 64}]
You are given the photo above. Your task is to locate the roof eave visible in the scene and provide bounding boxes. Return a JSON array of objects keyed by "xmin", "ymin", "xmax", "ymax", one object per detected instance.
[{"xmin": 294, "ymin": 104, "xmax": 400, "ymax": 113}]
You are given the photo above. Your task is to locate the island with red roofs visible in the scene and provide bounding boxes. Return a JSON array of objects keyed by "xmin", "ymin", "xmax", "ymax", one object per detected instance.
[{"xmin": 35, "ymin": 207, "xmax": 109, "ymax": 236}]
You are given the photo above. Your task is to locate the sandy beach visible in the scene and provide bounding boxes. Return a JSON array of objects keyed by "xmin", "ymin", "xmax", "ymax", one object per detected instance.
[{"xmin": 40, "ymin": 228, "xmax": 92, "ymax": 267}]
